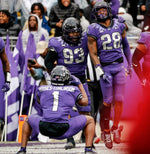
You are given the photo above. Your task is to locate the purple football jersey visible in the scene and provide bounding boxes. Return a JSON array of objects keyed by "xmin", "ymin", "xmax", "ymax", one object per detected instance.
[
  {"xmin": 138, "ymin": 32, "xmax": 150, "ymax": 68},
  {"xmin": 138, "ymin": 32, "xmax": 150, "ymax": 49},
  {"xmin": 0, "ymin": 37, "xmax": 5, "ymax": 53},
  {"xmin": 48, "ymin": 32, "xmax": 89, "ymax": 76},
  {"xmin": 87, "ymin": 18, "xmax": 126, "ymax": 64},
  {"xmin": 38, "ymin": 84, "xmax": 82, "ymax": 123}
]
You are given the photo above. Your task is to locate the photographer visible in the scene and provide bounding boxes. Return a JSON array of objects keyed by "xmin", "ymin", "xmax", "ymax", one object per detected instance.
[{"xmin": 28, "ymin": 41, "xmax": 51, "ymax": 86}]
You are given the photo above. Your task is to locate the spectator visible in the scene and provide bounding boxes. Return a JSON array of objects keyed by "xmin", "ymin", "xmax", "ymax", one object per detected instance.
[
  {"xmin": 121, "ymin": 0, "xmax": 139, "ymax": 26},
  {"xmin": 48, "ymin": 0, "xmax": 80, "ymax": 36},
  {"xmin": 28, "ymin": 41, "xmax": 51, "ymax": 86},
  {"xmin": 23, "ymin": 3, "xmax": 51, "ymax": 35},
  {"xmin": 20, "ymin": 0, "xmax": 48, "ymax": 28},
  {"xmin": 42, "ymin": 0, "xmax": 58, "ymax": 16},
  {"xmin": 0, "ymin": 0, "xmax": 19, "ymax": 24},
  {"xmin": 0, "ymin": 10, "xmax": 21, "ymax": 36},
  {"xmin": 139, "ymin": 0, "xmax": 150, "ymax": 31},
  {"xmin": 118, "ymin": 7, "xmax": 142, "ymax": 37},
  {"xmin": 22, "ymin": 14, "xmax": 49, "ymax": 54},
  {"xmin": 83, "ymin": 0, "xmax": 97, "ymax": 24}
]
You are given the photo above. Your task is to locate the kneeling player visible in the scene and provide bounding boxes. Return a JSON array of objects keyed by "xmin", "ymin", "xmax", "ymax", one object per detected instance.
[{"xmin": 16, "ymin": 66, "xmax": 96, "ymax": 154}]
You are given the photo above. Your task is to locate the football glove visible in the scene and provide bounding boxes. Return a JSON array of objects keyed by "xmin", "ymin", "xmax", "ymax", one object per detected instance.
[
  {"xmin": 102, "ymin": 72, "xmax": 111, "ymax": 84},
  {"xmin": 2, "ymin": 82, "xmax": 10, "ymax": 92},
  {"xmin": 95, "ymin": 64, "xmax": 111, "ymax": 84},
  {"xmin": 2, "ymin": 72, "xmax": 11, "ymax": 92}
]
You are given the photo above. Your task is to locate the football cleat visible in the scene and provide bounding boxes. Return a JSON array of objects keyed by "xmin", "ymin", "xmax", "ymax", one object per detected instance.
[
  {"xmin": 85, "ymin": 147, "xmax": 97, "ymax": 154},
  {"xmin": 16, "ymin": 151, "xmax": 26, "ymax": 154},
  {"xmin": 64, "ymin": 142, "xmax": 75, "ymax": 150},
  {"xmin": 104, "ymin": 132, "xmax": 113, "ymax": 149},
  {"xmin": 112, "ymin": 125, "xmax": 123, "ymax": 144}
]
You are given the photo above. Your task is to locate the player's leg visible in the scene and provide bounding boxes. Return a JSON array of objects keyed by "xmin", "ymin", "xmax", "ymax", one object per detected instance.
[
  {"xmin": 100, "ymin": 72, "xmax": 113, "ymax": 149},
  {"xmin": 64, "ymin": 114, "xmax": 77, "ymax": 150},
  {"xmin": 77, "ymin": 82, "xmax": 92, "ymax": 143},
  {"xmin": 55, "ymin": 114, "xmax": 96, "ymax": 152},
  {"xmin": 112, "ymin": 68, "xmax": 126, "ymax": 143},
  {"xmin": 16, "ymin": 114, "xmax": 42, "ymax": 154}
]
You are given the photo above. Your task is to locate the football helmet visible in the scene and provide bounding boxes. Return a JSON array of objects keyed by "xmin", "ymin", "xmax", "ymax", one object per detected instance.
[
  {"xmin": 93, "ymin": 1, "xmax": 112, "ymax": 22},
  {"xmin": 51, "ymin": 65, "xmax": 71, "ymax": 86},
  {"xmin": 62, "ymin": 17, "xmax": 82, "ymax": 45}
]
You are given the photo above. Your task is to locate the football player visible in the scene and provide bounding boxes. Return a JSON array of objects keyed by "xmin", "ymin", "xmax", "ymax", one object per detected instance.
[
  {"xmin": 87, "ymin": 1, "xmax": 132, "ymax": 149},
  {"xmin": 132, "ymin": 25, "xmax": 150, "ymax": 100},
  {"xmin": 130, "ymin": 25, "xmax": 150, "ymax": 154},
  {"xmin": 44, "ymin": 17, "xmax": 91, "ymax": 148},
  {"xmin": 16, "ymin": 66, "xmax": 96, "ymax": 154}
]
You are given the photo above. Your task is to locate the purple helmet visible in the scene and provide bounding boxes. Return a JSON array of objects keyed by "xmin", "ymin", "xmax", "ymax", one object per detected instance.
[
  {"xmin": 93, "ymin": 1, "xmax": 112, "ymax": 22},
  {"xmin": 62, "ymin": 17, "xmax": 82, "ymax": 45}
]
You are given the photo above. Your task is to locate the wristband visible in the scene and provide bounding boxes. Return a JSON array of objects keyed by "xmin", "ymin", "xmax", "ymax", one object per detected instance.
[
  {"xmin": 95, "ymin": 64, "xmax": 104, "ymax": 77},
  {"xmin": 5, "ymin": 72, "xmax": 11, "ymax": 83}
]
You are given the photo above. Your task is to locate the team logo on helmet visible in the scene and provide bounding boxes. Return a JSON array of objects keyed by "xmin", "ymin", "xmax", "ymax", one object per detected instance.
[{"xmin": 51, "ymin": 65, "xmax": 71, "ymax": 86}]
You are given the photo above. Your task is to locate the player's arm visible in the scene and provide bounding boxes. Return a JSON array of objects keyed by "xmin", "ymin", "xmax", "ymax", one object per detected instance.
[
  {"xmin": 88, "ymin": 36, "xmax": 100, "ymax": 66},
  {"xmin": 121, "ymin": 30, "xmax": 132, "ymax": 77},
  {"xmin": 0, "ymin": 48, "xmax": 10, "ymax": 73},
  {"xmin": 0, "ymin": 48, "xmax": 10, "ymax": 82},
  {"xmin": 77, "ymin": 83, "xmax": 88, "ymax": 106},
  {"xmin": 88, "ymin": 36, "xmax": 104, "ymax": 77},
  {"xmin": 0, "ymin": 48, "xmax": 11, "ymax": 92},
  {"xmin": 132, "ymin": 43, "xmax": 146, "ymax": 81},
  {"xmin": 122, "ymin": 30, "xmax": 132, "ymax": 64},
  {"xmin": 44, "ymin": 47, "xmax": 57, "ymax": 73}
]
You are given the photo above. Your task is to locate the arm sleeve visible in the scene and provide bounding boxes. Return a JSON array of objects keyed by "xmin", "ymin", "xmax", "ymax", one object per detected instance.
[
  {"xmin": 132, "ymin": 48, "xmax": 145, "ymax": 81},
  {"xmin": 44, "ymin": 47, "xmax": 57, "ymax": 72},
  {"xmin": 122, "ymin": 36, "xmax": 132, "ymax": 65}
]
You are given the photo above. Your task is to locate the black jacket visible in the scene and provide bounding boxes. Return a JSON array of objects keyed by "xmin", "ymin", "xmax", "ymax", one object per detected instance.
[
  {"xmin": 48, "ymin": 0, "xmax": 80, "ymax": 36},
  {"xmin": 0, "ymin": 17, "xmax": 21, "ymax": 37}
]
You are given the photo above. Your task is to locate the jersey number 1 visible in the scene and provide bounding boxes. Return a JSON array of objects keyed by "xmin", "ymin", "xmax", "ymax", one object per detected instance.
[{"xmin": 52, "ymin": 91, "xmax": 59, "ymax": 111}]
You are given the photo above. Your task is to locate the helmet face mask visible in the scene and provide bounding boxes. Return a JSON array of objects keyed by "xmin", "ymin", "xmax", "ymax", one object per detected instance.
[
  {"xmin": 51, "ymin": 65, "xmax": 71, "ymax": 86},
  {"xmin": 93, "ymin": 1, "xmax": 112, "ymax": 22},
  {"xmin": 62, "ymin": 17, "xmax": 82, "ymax": 45}
]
